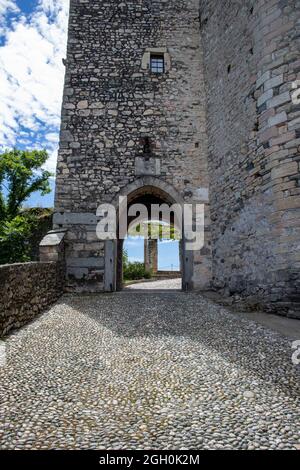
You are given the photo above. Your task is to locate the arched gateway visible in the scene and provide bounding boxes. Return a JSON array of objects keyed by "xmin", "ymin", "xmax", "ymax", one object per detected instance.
[{"xmin": 109, "ymin": 177, "xmax": 193, "ymax": 292}]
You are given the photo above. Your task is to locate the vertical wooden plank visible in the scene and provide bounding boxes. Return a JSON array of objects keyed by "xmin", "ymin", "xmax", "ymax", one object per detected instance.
[
  {"xmin": 182, "ymin": 239, "xmax": 194, "ymax": 291},
  {"xmin": 104, "ymin": 240, "xmax": 116, "ymax": 292}
]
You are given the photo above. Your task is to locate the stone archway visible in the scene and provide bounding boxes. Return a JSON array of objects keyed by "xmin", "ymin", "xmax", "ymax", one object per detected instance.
[
  {"xmin": 111, "ymin": 176, "xmax": 185, "ymax": 208},
  {"xmin": 106, "ymin": 177, "xmax": 193, "ymax": 292}
]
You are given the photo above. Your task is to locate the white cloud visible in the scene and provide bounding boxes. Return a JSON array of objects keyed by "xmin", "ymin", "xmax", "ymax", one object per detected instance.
[
  {"xmin": 0, "ymin": 0, "xmax": 69, "ymax": 172},
  {"xmin": 0, "ymin": 0, "xmax": 19, "ymax": 34},
  {"xmin": 45, "ymin": 132, "xmax": 59, "ymax": 143},
  {"xmin": 0, "ymin": 0, "xmax": 18, "ymax": 17}
]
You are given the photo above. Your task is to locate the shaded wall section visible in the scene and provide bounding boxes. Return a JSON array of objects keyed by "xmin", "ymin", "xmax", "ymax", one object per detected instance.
[
  {"xmin": 200, "ymin": 0, "xmax": 300, "ymax": 312},
  {"xmin": 0, "ymin": 262, "xmax": 64, "ymax": 337}
]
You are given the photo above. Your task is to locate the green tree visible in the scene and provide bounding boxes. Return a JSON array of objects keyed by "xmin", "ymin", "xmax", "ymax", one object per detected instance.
[
  {"xmin": 0, "ymin": 149, "xmax": 52, "ymax": 264},
  {"xmin": 0, "ymin": 149, "xmax": 51, "ymax": 221}
]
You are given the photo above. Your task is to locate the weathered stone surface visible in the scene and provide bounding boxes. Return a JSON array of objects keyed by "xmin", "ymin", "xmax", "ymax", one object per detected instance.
[
  {"xmin": 267, "ymin": 112, "xmax": 287, "ymax": 128},
  {"xmin": 0, "ymin": 262, "xmax": 64, "ymax": 337},
  {"xmin": 55, "ymin": 0, "xmax": 212, "ymax": 292},
  {"xmin": 39, "ymin": 229, "xmax": 66, "ymax": 264},
  {"xmin": 267, "ymin": 92, "xmax": 291, "ymax": 109},
  {"xmin": 135, "ymin": 157, "xmax": 161, "ymax": 176},
  {"xmin": 39, "ymin": 230, "xmax": 66, "ymax": 247},
  {"xmin": 200, "ymin": 0, "xmax": 300, "ymax": 310},
  {"xmin": 271, "ymin": 162, "xmax": 298, "ymax": 180}
]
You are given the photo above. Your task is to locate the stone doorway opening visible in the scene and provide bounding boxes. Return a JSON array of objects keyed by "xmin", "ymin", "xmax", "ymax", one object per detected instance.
[
  {"xmin": 111, "ymin": 181, "xmax": 192, "ymax": 292},
  {"xmin": 122, "ymin": 220, "xmax": 182, "ymax": 291}
]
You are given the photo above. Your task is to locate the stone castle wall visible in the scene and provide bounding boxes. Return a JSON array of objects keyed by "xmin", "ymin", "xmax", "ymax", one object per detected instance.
[
  {"xmin": 200, "ymin": 0, "xmax": 300, "ymax": 311},
  {"xmin": 0, "ymin": 262, "xmax": 64, "ymax": 337},
  {"xmin": 55, "ymin": 0, "xmax": 211, "ymax": 292}
]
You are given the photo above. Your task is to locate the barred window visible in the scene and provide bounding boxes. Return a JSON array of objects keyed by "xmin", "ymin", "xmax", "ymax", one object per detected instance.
[{"xmin": 150, "ymin": 54, "xmax": 164, "ymax": 74}]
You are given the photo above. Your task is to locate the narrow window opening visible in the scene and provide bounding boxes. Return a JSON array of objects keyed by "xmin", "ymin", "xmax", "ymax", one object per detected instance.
[{"xmin": 150, "ymin": 54, "xmax": 165, "ymax": 74}]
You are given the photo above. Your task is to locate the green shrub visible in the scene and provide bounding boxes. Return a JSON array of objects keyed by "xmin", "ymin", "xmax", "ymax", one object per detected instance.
[
  {"xmin": 0, "ymin": 209, "xmax": 53, "ymax": 265},
  {"xmin": 0, "ymin": 215, "xmax": 36, "ymax": 264},
  {"xmin": 143, "ymin": 268, "xmax": 153, "ymax": 280},
  {"xmin": 122, "ymin": 250, "xmax": 152, "ymax": 281}
]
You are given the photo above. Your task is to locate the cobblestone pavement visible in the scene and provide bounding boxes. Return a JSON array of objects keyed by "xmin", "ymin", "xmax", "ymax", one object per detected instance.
[
  {"xmin": 0, "ymin": 292, "xmax": 299, "ymax": 450},
  {"xmin": 125, "ymin": 278, "xmax": 182, "ymax": 290}
]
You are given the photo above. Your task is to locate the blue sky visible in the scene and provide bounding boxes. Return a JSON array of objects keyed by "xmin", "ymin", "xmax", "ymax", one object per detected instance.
[
  {"xmin": 0, "ymin": 0, "xmax": 69, "ymax": 206},
  {"xmin": 124, "ymin": 237, "xmax": 180, "ymax": 271}
]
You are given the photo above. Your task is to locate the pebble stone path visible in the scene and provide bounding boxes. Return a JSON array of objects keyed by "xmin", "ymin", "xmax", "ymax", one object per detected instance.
[
  {"xmin": 125, "ymin": 278, "xmax": 182, "ymax": 291},
  {"xmin": 0, "ymin": 289, "xmax": 299, "ymax": 450}
]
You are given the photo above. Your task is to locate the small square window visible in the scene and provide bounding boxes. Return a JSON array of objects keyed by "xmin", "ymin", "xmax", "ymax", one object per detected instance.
[{"xmin": 150, "ymin": 54, "xmax": 165, "ymax": 74}]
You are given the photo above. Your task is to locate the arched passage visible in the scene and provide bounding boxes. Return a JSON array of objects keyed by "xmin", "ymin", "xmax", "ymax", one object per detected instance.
[{"xmin": 106, "ymin": 178, "xmax": 194, "ymax": 292}]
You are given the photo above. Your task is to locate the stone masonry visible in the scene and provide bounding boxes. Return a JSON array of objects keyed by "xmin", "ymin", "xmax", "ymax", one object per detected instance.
[
  {"xmin": 54, "ymin": 0, "xmax": 211, "ymax": 293},
  {"xmin": 200, "ymin": 0, "xmax": 300, "ymax": 314},
  {"xmin": 50, "ymin": 0, "xmax": 300, "ymax": 313},
  {"xmin": 0, "ymin": 262, "xmax": 65, "ymax": 337}
]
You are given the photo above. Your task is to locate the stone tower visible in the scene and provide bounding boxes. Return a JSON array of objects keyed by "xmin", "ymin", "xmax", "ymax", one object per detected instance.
[{"xmin": 53, "ymin": 0, "xmax": 211, "ymax": 292}]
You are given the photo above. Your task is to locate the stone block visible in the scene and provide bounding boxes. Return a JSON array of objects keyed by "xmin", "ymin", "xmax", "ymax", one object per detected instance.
[
  {"xmin": 270, "ymin": 131, "xmax": 296, "ymax": 147},
  {"xmin": 39, "ymin": 230, "xmax": 67, "ymax": 263},
  {"xmin": 257, "ymin": 89, "xmax": 273, "ymax": 107},
  {"xmin": 53, "ymin": 212, "xmax": 99, "ymax": 226},
  {"xmin": 135, "ymin": 157, "xmax": 161, "ymax": 176},
  {"xmin": 267, "ymin": 91, "xmax": 291, "ymax": 109},
  {"xmin": 40, "ymin": 230, "xmax": 67, "ymax": 247},
  {"xmin": 194, "ymin": 187, "xmax": 209, "ymax": 202},
  {"xmin": 67, "ymin": 257, "xmax": 105, "ymax": 268},
  {"xmin": 268, "ymin": 111, "xmax": 287, "ymax": 127},
  {"xmin": 256, "ymin": 71, "xmax": 271, "ymax": 89},
  {"xmin": 258, "ymin": 126, "xmax": 278, "ymax": 144},
  {"xmin": 288, "ymin": 117, "xmax": 300, "ymax": 131},
  {"xmin": 276, "ymin": 196, "xmax": 300, "ymax": 211},
  {"xmin": 264, "ymin": 74, "xmax": 284, "ymax": 91},
  {"xmin": 77, "ymin": 100, "xmax": 88, "ymax": 109}
]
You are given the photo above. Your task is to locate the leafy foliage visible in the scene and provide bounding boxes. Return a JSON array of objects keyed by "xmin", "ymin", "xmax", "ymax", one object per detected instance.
[
  {"xmin": 128, "ymin": 221, "xmax": 180, "ymax": 241},
  {"xmin": 0, "ymin": 149, "xmax": 51, "ymax": 221},
  {"xmin": 122, "ymin": 249, "xmax": 152, "ymax": 281},
  {"xmin": 123, "ymin": 262, "xmax": 152, "ymax": 281},
  {"xmin": 0, "ymin": 215, "xmax": 38, "ymax": 264},
  {"xmin": 0, "ymin": 149, "xmax": 52, "ymax": 264}
]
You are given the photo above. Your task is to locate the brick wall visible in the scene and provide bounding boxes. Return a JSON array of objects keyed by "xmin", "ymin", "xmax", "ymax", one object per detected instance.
[{"xmin": 0, "ymin": 262, "xmax": 64, "ymax": 337}]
